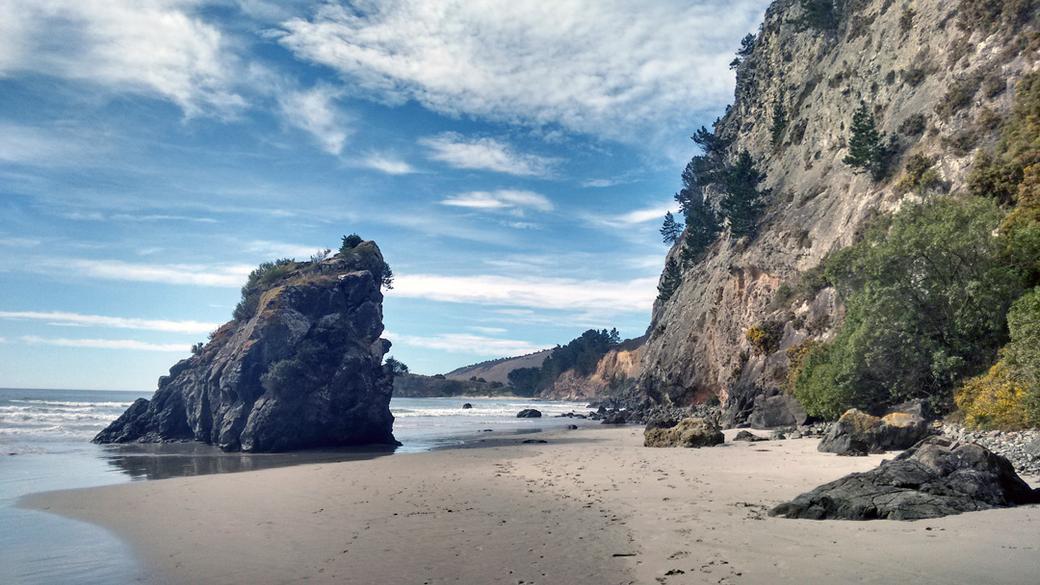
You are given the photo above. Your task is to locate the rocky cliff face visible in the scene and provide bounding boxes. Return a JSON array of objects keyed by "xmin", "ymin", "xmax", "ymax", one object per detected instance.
[
  {"xmin": 95, "ymin": 241, "xmax": 397, "ymax": 452},
  {"xmin": 639, "ymin": 0, "xmax": 1039, "ymax": 422},
  {"xmin": 541, "ymin": 340, "xmax": 645, "ymax": 401}
]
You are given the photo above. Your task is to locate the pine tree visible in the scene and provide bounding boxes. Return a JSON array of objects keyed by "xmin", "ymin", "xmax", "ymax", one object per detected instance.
[
  {"xmin": 843, "ymin": 102, "xmax": 892, "ymax": 180},
  {"xmin": 658, "ymin": 257, "xmax": 684, "ymax": 302},
  {"xmin": 660, "ymin": 211, "xmax": 684, "ymax": 244},
  {"xmin": 720, "ymin": 150, "xmax": 769, "ymax": 239},
  {"xmin": 680, "ymin": 194, "xmax": 721, "ymax": 266},
  {"xmin": 770, "ymin": 98, "xmax": 787, "ymax": 147}
]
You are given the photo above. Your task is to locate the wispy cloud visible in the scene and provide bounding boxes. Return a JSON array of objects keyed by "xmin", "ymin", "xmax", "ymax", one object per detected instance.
[
  {"xmin": 244, "ymin": 240, "xmax": 327, "ymax": 260},
  {"xmin": 359, "ymin": 152, "xmax": 416, "ymax": 175},
  {"xmin": 585, "ymin": 201, "xmax": 676, "ymax": 228},
  {"xmin": 275, "ymin": 0, "xmax": 768, "ymax": 141},
  {"xmin": 56, "ymin": 259, "xmax": 252, "ymax": 287},
  {"xmin": 0, "ymin": 310, "xmax": 218, "ymax": 335},
  {"xmin": 392, "ymin": 273, "xmax": 657, "ymax": 314},
  {"xmin": 440, "ymin": 190, "xmax": 553, "ymax": 213},
  {"xmin": 0, "ymin": 236, "xmax": 41, "ymax": 248},
  {"xmin": 386, "ymin": 331, "xmax": 545, "ymax": 357},
  {"xmin": 0, "ymin": 1, "xmax": 244, "ymax": 116},
  {"xmin": 278, "ymin": 84, "xmax": 350, "ymax": 155},
  {"xmin": 419, "ymin": 133, "xmax": 557, "ymax": 177},
  {"xmin": 62, "ymin": 211, "xmax": 219, "ymax": 224},
  {"xmin": 20, "ymin": 335, "xmax": 189, "ymax": 352}
]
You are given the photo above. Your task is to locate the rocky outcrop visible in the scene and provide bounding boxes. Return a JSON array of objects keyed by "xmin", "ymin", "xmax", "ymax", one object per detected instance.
[
  {"xmin": 771, "ymin": 437, "xmax": 1040, "ymax": 520},
  {"xmin": 818, "ymin": 409, "xmax": 933, "ymax": 456},
  {"xmin": 644, "ymin": 418, "xmax": 724, "ymax": 448},
  {"xmin": 637, "ymin": 0, "xmax": 1039, "ymax": 419},
  {"xmin": 747, "ymin": 392, "xmax": 807, "ymax": 429},
  {"xmin": 540, "ymin": 337, "xmax": 645, "ymax": 401},
  {"xmin": 94, "ymin": 241, "xmax": 397, "ymax": 452},
  {"xmin": 517, "ymin": 409, "xmax": 542, "ymax": 418},
  {"xmin": 732, "ymin": 430, "xmax": 768, "ymax": 442}
]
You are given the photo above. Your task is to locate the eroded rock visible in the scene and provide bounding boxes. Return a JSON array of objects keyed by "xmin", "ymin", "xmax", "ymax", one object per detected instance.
[
  {"xmin": 818, "ymin": 409, "xmax": 932, "ymax": 456},
  {"xmin": 644, "ymin": 418, "xmax": 724, "ymax": 448},
  {"xmin": 94, "ymin": 242, "xmax": 397, "ymax": 452},
  {"xmin": 771, "ymin": 437, "xmax": 1040, "ymax": 520}
]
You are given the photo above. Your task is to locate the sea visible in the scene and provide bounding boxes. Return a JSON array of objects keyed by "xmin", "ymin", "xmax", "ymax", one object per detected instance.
[{"xmin": 0, "ymin": 387, "xmax": 594, "ymax": 585}]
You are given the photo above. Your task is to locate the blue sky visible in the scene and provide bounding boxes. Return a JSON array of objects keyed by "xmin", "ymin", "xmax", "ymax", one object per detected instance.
[{"xmin": 0, "ymin": 0, "xmax": 769, "ymax": 390}]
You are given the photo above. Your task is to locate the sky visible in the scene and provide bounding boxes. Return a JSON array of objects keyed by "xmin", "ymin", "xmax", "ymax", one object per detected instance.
[{"xmin": 0, "ymin": 0, "xmax": 770, "ymax": 390}]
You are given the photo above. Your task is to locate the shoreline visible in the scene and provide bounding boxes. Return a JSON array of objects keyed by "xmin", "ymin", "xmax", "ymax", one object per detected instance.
[{"xmin": 24, "ymin": 426, "xmax": 1040, "ymax": 585}]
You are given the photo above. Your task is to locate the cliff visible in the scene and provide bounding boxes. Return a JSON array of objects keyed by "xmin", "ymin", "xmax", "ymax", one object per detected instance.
[
  {"xmin": 95, "ymin": 241, "xmax": 397, "ymax": 452},
  {"xmin": 638, "ymin": 0, "xmax": 1039, "ymax": 422},
  {"xmin": 541, "ymin": 337, "xmax": 646, "ymax": 401}
]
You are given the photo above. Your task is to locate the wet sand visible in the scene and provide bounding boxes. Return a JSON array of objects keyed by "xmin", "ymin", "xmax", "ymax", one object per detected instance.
[{"xmin": 25, "ymin": 427, "xmax": 1040, "ymax": 584}]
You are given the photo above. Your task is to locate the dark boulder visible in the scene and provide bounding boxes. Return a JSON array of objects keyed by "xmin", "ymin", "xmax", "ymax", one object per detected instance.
[
  {"xmin": 94, "ymin": 242, "xmax": 397, "ymax": 452},
  {"xmin": 771, "ymin": 437, "xmax": 1040, "ymax": 520},
  {"xmin": 818, "ymin": 409, "xmax": 933, "ymax": 456},
  {"xmin": 644, "ymin": 418, "xmax": 724, "ymax": 448},
  {"xmin": 748, "ymin": 393, "xmax": 808, "ymax": 429},
  {"xmin": 601, "ymin": 410, "xmax": 629, "ymax": 425},
  {"xmin": 517, "ymin": 409, "xmax": 542, "ymax": 418},
  {"xmin": 522, "ymin": 439, "xmax": 548, "ymax": 444},
  {"xmin": 566, "ymin": 424, "xmax": 579, "ymax": 430},
  {"xmin": 462, "ymin": 403, "xmax": 473, "ymax": 409},
  {"xmin": 732, "ymin": 430, "xmax": 768, "ymax": 442}
]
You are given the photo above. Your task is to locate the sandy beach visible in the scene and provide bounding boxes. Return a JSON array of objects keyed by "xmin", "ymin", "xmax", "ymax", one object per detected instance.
[{"xmin": 24, "ymin": 427, "xmax": 1040, "ymax": 585}]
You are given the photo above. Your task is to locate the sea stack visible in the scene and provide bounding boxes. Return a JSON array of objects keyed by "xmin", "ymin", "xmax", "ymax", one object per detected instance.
[{"xmin": 95, "ymin": 240, "xmax": 397, "ymax": 452}]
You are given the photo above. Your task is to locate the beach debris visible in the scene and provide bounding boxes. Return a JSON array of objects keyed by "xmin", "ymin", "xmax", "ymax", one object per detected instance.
[{"xmin": 771, "ymin": 436, "xmax": 1040, "ymax": 520}]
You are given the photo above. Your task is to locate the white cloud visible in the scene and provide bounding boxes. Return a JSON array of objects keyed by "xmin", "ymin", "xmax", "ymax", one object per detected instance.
[
  {"xmin": 419, "ymin": 133, "xmax": 557, "ymax": 177},
  {"xmin": 20, "ymin": 335, "xmax": 189, "ymax": 352},
  {"xmin": 0, "ymin": 310, "xmax": 218, "ymax": 334},
  {"xmin": 586, "ymin": 201, "xmax": 677, "ymax": 228},
  {"xmin": 0, "ymin": 0, "xmax": 244, "ymax": 116},
  {"xmin": 359, "ymin": 152, "xmax": 416, "ymax": 175},
  {"xmin": 386, "ymin": 331, "xmax": 545, "ymax": 358},
  {"xmin": 582, "ymin": 178, "xmax": 620, "ymax": 188},
  {"xmin": 392, "ymin": 273, "xmax": 657, "ymax": 314},
  {"xmin": 0, "ymin": 236, "xmax": 41, "ymax": 248},
  {"xmin": 278, "ymin": 84, "xmax": 350, "ymax": 155},
  {"xmin": 62, "ymin": 210, "xmax": 219, "ymax": 224},
  {"xmin": 441, "ymin": 190, "xmax": 553, "ymax": 213},
  {"xmin": 274, "ymin": 0, "xmax": 769, "ymax": 140},
  {"xmin": 58, "ymin": 258, "xmax": 252, "ymax": 287}
]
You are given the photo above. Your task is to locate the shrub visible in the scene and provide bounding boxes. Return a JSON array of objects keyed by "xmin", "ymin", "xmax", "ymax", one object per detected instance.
[
  {"xmin": 746, "ymin": 320, "xmax": 784, "ymax": 355},
  {"xmin": 771, "ymin": 100, "xmax": 788, "ymax": 147},
  {"xmin": 956, "ymin": 288, "xmax": 1040, "ymax": 428},
  {"xmin": 191, "ymin": 342, "xmax": 204, "ymax": 356},
  {"xmin": 794, "ymin": 197, "xmax": 1024, "ymax": 418},
  {"xmin": 982, "ymin": 71, "xmax": 1008, "ymax": 98},
  {"xmin": 955, "ymin": 362, "xmax": 1033, "ymax": 429},
  {"xmin": 797, "ymin": 0, "xmax": 838, "ymax": 30},
  {"xmin": 340, "ymin": 233, "xmax": 363, "ymax": 253},
  {"xmin": 901, "ymin": 67, "xmax": 929, "ymax": 87},
  {"xmin": 785, "ymin": 339, "xmax": 820, "ymax": 393},
  {"xmin": 957, "ymin": 0, "xmax": 1036, "ymax": 34},
  {"xmin": 898, "ymin": 113, "xmax": 927, "ymax": 137},
  {"xmin": 894, "ymin": 154, "xmax": 944, "ymax": 195},
  {"xmin": 935, "ymin": 74, "xmax": 982, "ymax": 120},
  {"xmin": 969, "ymin": 152, "xmax": 1023, "ymax": 204},
  {"xmin": 899, "ymin": 7, "xmax": 915, "ymax": 33},
  {"xmin": 233, "ymin": 258, "xmax": 296, "ymax": 321}
]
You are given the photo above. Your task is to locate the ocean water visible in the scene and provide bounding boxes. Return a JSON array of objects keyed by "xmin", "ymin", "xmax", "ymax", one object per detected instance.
[{"xmin": 0, "ymin": 388, "xmax": 593, "ymax": 584}]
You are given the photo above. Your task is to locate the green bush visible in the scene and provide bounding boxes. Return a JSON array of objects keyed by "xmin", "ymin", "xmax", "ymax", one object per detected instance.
[
  {"xmin": 233, "ymin": 258, "xmax": 296, "ymax": 321},
  {"xmin": 894, "ymin": 154, "xmax": 944, "ymax": 195},
  {"xmin": 794, "ymin": 197, "xmax": 1024, "ymax": 418},
  {"xmin": 935, "ymin": 74, "xmax": 982, "ymax": 120},
  {"xmin": 898, "ymin": 114, "xmax": 927, "ymax": 137},
  {"xmin": 340, "ymin": 233, "xmax": 363, "ymax": 253}
]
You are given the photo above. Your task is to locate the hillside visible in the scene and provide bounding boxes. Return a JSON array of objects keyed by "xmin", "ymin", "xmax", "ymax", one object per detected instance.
[
  {"xmin": 443, "ymin": 349, "xmax": 553, "ymax": 385},
  {"xmin": 635, "ymin": 0, "xmax": 1040, "ymax": 425}
]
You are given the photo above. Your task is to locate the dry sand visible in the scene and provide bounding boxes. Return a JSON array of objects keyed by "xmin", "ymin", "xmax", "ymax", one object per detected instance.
[{"xmin": 25, "ymin": 427, "xmax": 1040, "ymax": 585}]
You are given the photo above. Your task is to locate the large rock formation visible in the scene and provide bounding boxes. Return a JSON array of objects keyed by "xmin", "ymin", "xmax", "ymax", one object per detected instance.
[
  {"xmin": 644, "ymin": 418, "xmax": 724, "ymax": 448},
  {"xmin": 771, "ymin": 437, "xmax": 1040, "ymax": 520},
  {"xmin": 95, "ymin": 241, "xmax": 397, "ymax": 452},
  {"xmin": 635, "ymin": 0, "xmax": 1040, "ymax": 419},
  {"xmin": 818, "ymin": 408, "xmax": 933, "ymax": 456}
]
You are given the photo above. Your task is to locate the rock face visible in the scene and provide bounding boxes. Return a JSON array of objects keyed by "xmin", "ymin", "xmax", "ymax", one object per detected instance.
[
  {"xmin": 747, "ymin": 392, "xmax": 807, "ymax": 429},
  {"xmin": 635, "ymin": 0, "xmax": 1039, "ymax": 420},
  {"xmin": 818, "ymin": 409, "xmax": 932, "ymax": 456},
  {"xmin": 94, "ymin": 242, "xmax": 397, "ymax": 452},
  {"xmin": 771, "ymin": 437, "xmax": 1040, "ymax": 520},
  {"xmin": 644, "ymin": 418, "xmax": 724, "ymax": 448},
  {"xmin": 540, "ymin": 337, "xmax": 646, "ymax": 401}
]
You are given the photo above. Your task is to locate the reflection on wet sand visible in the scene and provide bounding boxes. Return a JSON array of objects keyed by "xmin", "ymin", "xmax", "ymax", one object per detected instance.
[{"xmin": 97, "ymin": 443, "xmax": 398, "ymax": 481}]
